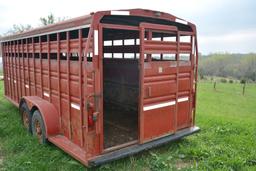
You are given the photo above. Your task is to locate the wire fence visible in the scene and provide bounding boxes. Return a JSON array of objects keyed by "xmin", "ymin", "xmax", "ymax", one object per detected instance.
[{"xmin": 199, "ymin": 80, "xmax": 256, "ymax": 98}]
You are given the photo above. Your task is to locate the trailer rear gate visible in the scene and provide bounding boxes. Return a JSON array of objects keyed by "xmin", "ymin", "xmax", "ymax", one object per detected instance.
[{"xmin": 1, "ymin": 9, "xmax": 200, "ymax": 166}]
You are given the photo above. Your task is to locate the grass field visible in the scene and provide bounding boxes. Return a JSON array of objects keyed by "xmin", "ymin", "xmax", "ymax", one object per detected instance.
[{"xmin": 0, "ymin": 81, "xmax": 255, "ymax": 170}]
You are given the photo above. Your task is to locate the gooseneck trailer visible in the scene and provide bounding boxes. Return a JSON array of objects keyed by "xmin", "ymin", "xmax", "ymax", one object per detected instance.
[{"xmin": 0, "ymin": 9, "xmax": 199, "ymax": 166}]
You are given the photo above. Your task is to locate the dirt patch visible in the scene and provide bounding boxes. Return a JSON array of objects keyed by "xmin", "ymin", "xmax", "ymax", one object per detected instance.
[
  {"xmin": 175, "ymin": 160, "xmax": 194, "ymax": 170},
  {"xmin": 104, "ymin": 107, "xmax": 138, "ymax": 148}
]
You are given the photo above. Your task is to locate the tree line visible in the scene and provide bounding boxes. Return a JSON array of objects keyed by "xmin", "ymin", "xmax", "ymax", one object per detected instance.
[
  {"xmin": 199, "ymin": 53, "xmax": 256, "ymax": 82},
  {"xmin": 0, "ymin": 13, "xmax": 67, "ymax": 37}
]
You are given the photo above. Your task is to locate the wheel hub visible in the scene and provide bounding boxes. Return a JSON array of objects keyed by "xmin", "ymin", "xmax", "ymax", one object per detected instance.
[
  {"xmin": 35, "ymin": 120, "xmax": 42, "ymax": 143},
  {"xmin": 22, "ymin": 111, "xmax": 29, "ymax": 129}
]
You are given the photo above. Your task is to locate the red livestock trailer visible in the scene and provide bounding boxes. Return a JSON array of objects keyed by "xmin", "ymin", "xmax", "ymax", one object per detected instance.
[{"xmin": 0, "ymin": 9, "xmax": 200, "ymax": 166}]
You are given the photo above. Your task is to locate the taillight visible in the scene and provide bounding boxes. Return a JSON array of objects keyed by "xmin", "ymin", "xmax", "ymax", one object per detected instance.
[
  {"xmin": 87, "ymin": 102, "xmax": 94, "ymax": 127},
  {"xmin": 88, "ymin": 114, "xmax": 94, "ymax": 126}
]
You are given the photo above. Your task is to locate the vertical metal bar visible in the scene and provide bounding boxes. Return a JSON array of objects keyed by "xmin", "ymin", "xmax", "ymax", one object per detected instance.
[
  {"xmin": 1, "ymin": 43, "xmax": 4, "ymax": 94},
  {"xmin": 9, "ymin": 42, "xmax": 12, "ymax": 99},
  {"xmin": 2, "ymin": 44, "xmax": 5, "ymax": 95},
  {"xmin": 139, "ymin": 26, "xmax": 145, "ymax": 143},
  {"xmin": 32, "ymin": 38, "xmax": 36, "ymax": 96},
  {"xmin": 6, "ymin": 43, "xmax": 10, "ymax": 97},
  {"xmin": 98, "ymin": 24, "xmax": 104, "ymax": 152},
  {"xmin": 78, "ymin": 29, "xmax": 84, "ymax": 147},
  {"xmin": 11, "ymin": 42, "xmax": 15, "ymax": 100},
  {"xmin": 9, "ymin": 43, "xmax": 12, "ymax": 97},
  {"xmin": 193, "ymin": 33, "xmax": 199, "ymax": 126},
  {"xmin": 11, "ymin": 42, "xmax": 15, "ymax": 99},
  {"xmin": 111, "ymin": 40, "xmax": 114, "ymax": 58},
  {"xmin": 160, "ymin": 36, "xmax": 163, "ymax": 60},
  {"xmin": 122, "ymin": 39, "xmax": 124, "ymax": 58},
  {"xmin": 189, "ymin": 35, "xmax": 194, "ymax": 126},
  {"xmin": 5, "ymin": 44, "xmax": 9, "ymax": 96},
  {"xmin": 146, "ymin": 31, "xmax": 152, "ymax": 62},
  {"xmin": 84, "ymin": 28, "xmax": 93, "ymax": 153},
  {"xmin": 14, "ymin": 41, "xmax": 19, "ymax": 102},
  {"xmin": 67, "ymin": 31, "xmax": 72, "ymax": 139},
  {"xmin": 83, "ymin": 37, "xmax": 89, "ymax": 150},
  {"xmin": 1, "ymin": 43, "xmax": 7, "ymax": 95},
  {"xmin": 22, "ymin": 39, "xmax": 26, "ymax": 96},
  {"xmin": 57, "ymin": 33, "xmax": 62, "ymax": 131},
  {"xmin": 134, "ymin": 38, "xmax": 136, "ymax": 59},
  {"xmin": 47, "ymin": 35, "xmax": 51, "ymax": 102},
  {"xmin": 8, "ymin": 43, "xmax": 11, "ymax": 97},
  {"xmin": 18, "ymin": 41, "xmax": 22, "ymax": 99},
  {"xmin": 39, "ymin": 36, "xmax": 43, "ymax": 98},
  {"xmin": 6, "ymin": 44, "xmax": 9, "ymax": 96},
  {"xmin": 26, "ymin": 39, "xmax": 31, "ymax": 95},
  {"xmin": 14, "ymin": 41, "xmax": 16, "ymax": 101},
  {"xmin": 174, "ymin": 31, "xmax": 180, "ymax": 132},
  {"xmin": 7, "ymin": 43, "xmax": 10, "ymax": 96},
  {"xmin": 16, "ymin": 41, "xmax": 19, "ymax": 101}
]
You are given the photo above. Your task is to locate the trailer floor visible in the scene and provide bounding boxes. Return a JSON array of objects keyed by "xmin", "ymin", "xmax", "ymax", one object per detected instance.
[{"xmin": 104, "ymin": 107, "xmax": 138, "ymax": 149}]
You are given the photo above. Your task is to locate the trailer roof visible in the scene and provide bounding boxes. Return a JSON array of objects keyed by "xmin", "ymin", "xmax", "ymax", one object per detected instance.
[{"xmin": 1, "ymin": 9, "xmax": 195, "ymax": 42}]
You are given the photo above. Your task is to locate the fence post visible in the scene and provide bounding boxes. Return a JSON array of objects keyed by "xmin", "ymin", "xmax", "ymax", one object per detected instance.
[
  {"xmin": 242, "ymin": 83, "xmax": 246, "ymax": 96},
  {"xmin": 214, "ymin": 81, "xmax": 217, "ymax": 91}
]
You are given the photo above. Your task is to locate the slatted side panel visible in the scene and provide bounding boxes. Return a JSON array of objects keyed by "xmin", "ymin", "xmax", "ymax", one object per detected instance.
[
  {"xmin": 143, "ymin": 40, "xmax": 191, "ymax": 54},
  {"xmin": 1, "ymin": 33, "xmax": 92, "ymax": 149},
  {"xmin": 13, "ymin": 39, "xmax": 90, "ymax": 54}
]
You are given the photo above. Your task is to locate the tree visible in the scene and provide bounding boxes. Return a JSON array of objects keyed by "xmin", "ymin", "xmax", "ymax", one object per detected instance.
[
  {"xmin": 239, "ymin": 54, "xmax": 256, "ymax": 81},
  {"xmin": 40, "ymin": 13, "xmax": 67, "ymax": 26},
  {"xmin": 2, "ymin": 13, "xmax": 67, "ymax": 37},
  {"xmin": 40, "ymin": 13, "xmax": 55, "ymax": 26},
  {"xmin": 5, "ymin": 24, "xmax": 32, "ymax": 35},
  {"xmin": 198, "ymin": 53, "xmax": 256, "ymax": 82}
]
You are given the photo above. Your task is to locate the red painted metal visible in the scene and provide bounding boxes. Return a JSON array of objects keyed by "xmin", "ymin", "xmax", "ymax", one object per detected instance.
[
  {"xmin": 0, "ymin": 9, "xmax": 199, "ymax": 166},
  {"xmin": 21, "ymin": 96, "xmax": 60, "ymax": 137}
]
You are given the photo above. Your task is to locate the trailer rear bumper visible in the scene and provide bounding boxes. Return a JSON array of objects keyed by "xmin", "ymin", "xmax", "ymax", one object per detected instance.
[{"xmin": 89, "ymin": 126, "xmax": 200, "ymax": 166}]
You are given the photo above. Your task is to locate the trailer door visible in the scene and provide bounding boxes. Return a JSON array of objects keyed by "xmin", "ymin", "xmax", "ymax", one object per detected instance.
[{"xmin": 139, "ymin": 23, "xmax": 192, "ymax": 143}]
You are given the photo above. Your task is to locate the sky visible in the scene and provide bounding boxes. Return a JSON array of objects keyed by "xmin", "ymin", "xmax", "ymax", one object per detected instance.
[{"xmin": 0, "ymin": 0, "xmax": 255, "ymax": 54}]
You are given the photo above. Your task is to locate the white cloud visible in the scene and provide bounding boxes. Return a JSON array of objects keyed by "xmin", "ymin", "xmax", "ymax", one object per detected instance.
[
  {"xmin": 199, "ymin": 29, "xmax": 256, "ymax": 54},
  {"xmin": 0, "ymin": 0, "xmax": 224, "ymax": 32}
]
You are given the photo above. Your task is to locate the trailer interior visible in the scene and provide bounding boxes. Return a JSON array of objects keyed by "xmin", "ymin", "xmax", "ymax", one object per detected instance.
[{"xmin": 103, "ymin": 28, "xmax": 140, "ymax": 149}]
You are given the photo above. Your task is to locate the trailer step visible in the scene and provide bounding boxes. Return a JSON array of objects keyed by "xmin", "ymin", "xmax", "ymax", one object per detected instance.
[
  {"xmin": 48, "ymin": 135, "xmax": 87, "ymax": 165},
  {"xmin": 89, "ymin": 126, "xmax": 200, "ymax": 166}
]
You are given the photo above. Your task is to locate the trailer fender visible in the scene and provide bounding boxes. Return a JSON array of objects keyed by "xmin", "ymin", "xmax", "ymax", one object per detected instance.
[{"xmin": 20, "ymin": 96, "xmax": 60, "ymax": 137}]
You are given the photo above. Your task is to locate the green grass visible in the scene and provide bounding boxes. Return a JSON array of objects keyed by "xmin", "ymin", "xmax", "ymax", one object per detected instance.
[{"xmin": 0, "ymin": 81, "xmax": 255, "ymax": 170}]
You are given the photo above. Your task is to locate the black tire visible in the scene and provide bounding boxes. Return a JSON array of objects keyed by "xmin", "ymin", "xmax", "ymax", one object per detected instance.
[
  {"xmin": 31, "ymin": 110, "xmax": 48, "ymax": 144},
  {"xmin": 19, "ymin": 102, "xmax": 32, "ymax": 133}
]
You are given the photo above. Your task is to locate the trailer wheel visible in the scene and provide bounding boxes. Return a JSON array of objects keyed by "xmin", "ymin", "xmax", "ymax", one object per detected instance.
[
  {"xmin": 32, "ymin": 110, "xmax": 47, "ymax": 144},
  {"xmin": 19, "ymin": 102, "xmax": 32, "ymax": 133}
]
